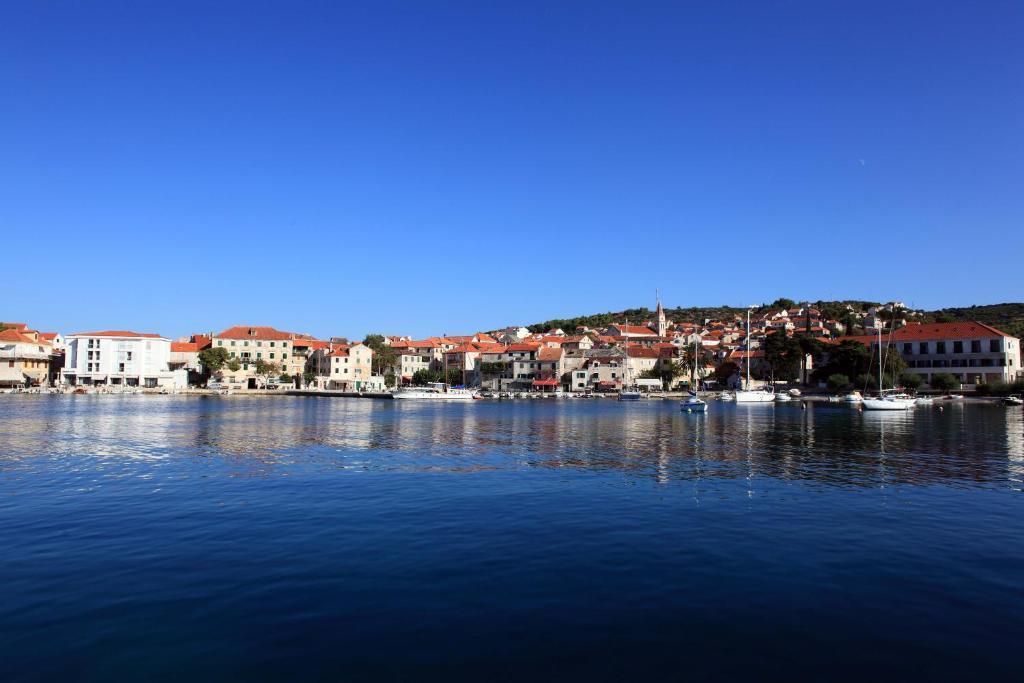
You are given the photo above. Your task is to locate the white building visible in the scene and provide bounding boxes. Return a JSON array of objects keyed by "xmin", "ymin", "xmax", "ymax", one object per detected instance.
[{"xmin": 62, "ymin": 330, "xmax": 186, "ymax": 389}]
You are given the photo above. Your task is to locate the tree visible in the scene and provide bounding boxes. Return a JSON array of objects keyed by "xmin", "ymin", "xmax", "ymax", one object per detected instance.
[
  {"xmin": 827, "ymin": 373, "xmax": 850, "ymax": 391},
  {"xmin": 226, "ymin": 358, "xmax": 242, "ymax": 372},
  {"xmin": 771, "ymin": 298, "xmax": 795, "ymax": 310},
  {"xmin": 198, "ymin": 347, "xmax": 229, "ymax": 375},
  {"xmin": 714, "ymin": 362, "xmax": 739, "ymax": 384},
  {"xmin": 411, "ymin": 368, "xmax": 445, "ymax": 385},
  {"xmin": 363, "ymin": 333, "xmax": 398, "ymax": 376},
  {"xmin": 384, "ymin": 371, "xmax": 396, "ymax": 388},
  {"xmin": 764, "ymin": 332, "xmax": 802, "ymax": 381},
  {"xmin": 899, "ymin": 373, "xmax": 923, "ymax": 390},
  {"xmin": 303, "ymin": 370, "xmax": 316, "ymax": 387},
  {"xmin": 254, "ymin": 359, "xmax": 280, "ymax": 386},
  {"xmin": 930, "ymin": 373, "xmax": 959, "ymax": 391},
  {"xmin": 279, "ymin": 372, "xmax": 293, "ymax": 384}
]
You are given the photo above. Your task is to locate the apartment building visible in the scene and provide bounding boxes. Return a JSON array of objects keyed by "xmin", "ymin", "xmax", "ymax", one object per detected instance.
[
  {"xmin": 328, "ymin": 343, "xmax": 382, "ymax": 391},
  {"xmin": 848, "ymin": 322, "xmax": 1021, "ymax": 387},
  {"xmin": 62, "ymin": 330, "xmax": 185, "ymax": 389}
]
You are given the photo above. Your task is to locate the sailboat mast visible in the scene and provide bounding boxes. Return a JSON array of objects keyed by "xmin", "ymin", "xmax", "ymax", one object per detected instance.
[
  {"xmin": 878, "ymin": 325, "xmax": 883, "ymax": 393},
  {"xmin": 746, "ymin": 308, "xmax": 751, "ymax": 390}
]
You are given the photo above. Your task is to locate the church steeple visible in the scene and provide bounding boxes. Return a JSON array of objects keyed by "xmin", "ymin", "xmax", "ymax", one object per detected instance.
[{"xmin": 656, "ymin": 289, "xmax": 667, "ymax": 337}]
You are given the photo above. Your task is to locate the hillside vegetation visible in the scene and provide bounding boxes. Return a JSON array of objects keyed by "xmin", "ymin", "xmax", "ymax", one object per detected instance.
[{"xmin": 528, "ymin": 300, "xmax": 1024, "ymax": 338}]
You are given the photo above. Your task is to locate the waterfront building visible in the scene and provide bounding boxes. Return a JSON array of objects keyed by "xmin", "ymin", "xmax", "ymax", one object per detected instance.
[
  {"xmin": 841, "ymin": 321, "xmax": 1021, "ymax": 387},
  {"xmin": 327, "ymin": 342, "xmax": 381, "ymax": 391},
  {"xmin": 0, "ymin": 328, "xmax": 55, "ymax": 387},
  {"xmin": 61, "ymin": 330, "xmax": 185, "ymax": 389},
  {"xmin": 169, "ymin": 334, "xmax": 211, "ymax": 376},
  {"xmin": 210, "ymin": 326, "xmax": 300, "ymax": 386}
]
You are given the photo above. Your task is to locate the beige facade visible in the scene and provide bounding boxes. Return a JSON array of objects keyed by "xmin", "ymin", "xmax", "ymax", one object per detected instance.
[
  {"xmin": 0, "ymin": 329, "xmax": 54, "ymax": 387},
  {"xmin": 328, "ymin": 343, "xmax": 376, "ymax": 390}
]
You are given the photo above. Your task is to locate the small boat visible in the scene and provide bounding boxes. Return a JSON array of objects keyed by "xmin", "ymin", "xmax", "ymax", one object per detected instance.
[
  {"xmin": 774, "ymin": 392, "xmax": 792, "ymax": 402},
  {"xmin": 718, "ymin": 392, "xmax": 735, "ymax": 402},
  {"xmin": 618, "ymin": 389, "xmax": 643, "ymax": 401},
  {"xmin": 841, "ymin": 391, "xmax": 864, "ymax": 403},
  {"xmin": 680, "ymin": 392, "xmax": 707, "ymax": 413},
  {"xmin": 1002, "ymin": 395, "xmax": 1023, "ymax": 406},
  {"xmin": 914, "ymin": 395, "xmax": 935, "ymax": 405},
  {"xmin": 392, "ymin": 382, "xmax": 476, "ymax": 401},
  {"xmin": 862, "ymin": 328, "xmax": 917, "ymax": 412},
  {"xmin": 735, "ymin": 387, "xmax": 775, "ymax": 403},
  {"xmin": 863, "ymin": 391, "xmax": 917, "ymax": 411}
]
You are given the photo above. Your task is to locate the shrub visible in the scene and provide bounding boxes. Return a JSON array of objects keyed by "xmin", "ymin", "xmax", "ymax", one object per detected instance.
[
  {"xmin": 930, "ymin": 373, "xmax": 960, "ymax": 392},
  {"xmin": 975, "ymin": 383, "xmax": 992, "ymax": 396},
  {"xmin": 827, "ymin": 373, "xmax": 850, "ymax": 391},
  {"xmin": 899, "ymin": 373, "xmax": 923, "ymax": 390}
]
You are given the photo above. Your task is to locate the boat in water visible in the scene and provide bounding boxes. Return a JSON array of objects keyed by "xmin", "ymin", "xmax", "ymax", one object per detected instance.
[
  {"xmin": 734, "ymin": 308, "xmax": 775, "ymax": 403},
  {"xmin": 392, "ymin": 382, "xmax": 476, "ymax": 401},
  {"xmin": 1002, "ymin": 395, "xmax": 1023, "ymax": 406},
  {"xmin": 680, "ymin": 392, "xmax": 707, "ymax": 412},
  {"xmin": 841, "ymin": 391, "xmax": 864, "ymax": 403},
  {"xmin": 862, "ymin": 327, "xmax": 916, "ymax": 411},
  {"xmin": 680, "ymin": 337, "xmax": 707, "ymax": 412}
]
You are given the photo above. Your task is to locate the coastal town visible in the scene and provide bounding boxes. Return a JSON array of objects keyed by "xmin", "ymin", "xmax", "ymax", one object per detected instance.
[{"xmin": 3, "ymin": 297, "xmax": 1022, "ymax": 398}]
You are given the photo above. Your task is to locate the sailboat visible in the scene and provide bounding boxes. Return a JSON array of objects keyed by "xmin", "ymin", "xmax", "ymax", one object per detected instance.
[
  {"xmin": 862, "ymin": 326, "xmax": 916, "ymax": 411},
  {"xmin": 618, "ymin": 347, "xmax": 642, "ymax": 401},
  {"xmin": 734, "ymin": 307, "xmax": 775, "ymax": 403},
  {"xmin": 681, "ymin": 336, "xmax": 707, "ymax": 412}
]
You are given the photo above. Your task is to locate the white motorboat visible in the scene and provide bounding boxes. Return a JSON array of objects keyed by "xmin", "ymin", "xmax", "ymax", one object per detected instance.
[
  {"xmin": 1002, "ymin": 395, "xmax": 1023, "ymax": 406},
  {"xmin": 718, "ymin": 392, "xmax": 735, "ymax": 402},
  {"xmin": 914, "ymin": 395, "xmax": 935, "ymax": 405},
  {"xmin": 774, "ymin": 392, "xmax": 792, "ymax": 402},
  {"xmin": 841, "ymin": 391, "xmax": 864, "ymax": 403},
  {"xmin": 392, "ymin": 382, "xmax": 476, "ymax": 401}
]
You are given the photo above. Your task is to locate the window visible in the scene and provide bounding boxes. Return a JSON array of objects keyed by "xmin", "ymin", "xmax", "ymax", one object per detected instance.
[
  {"xmin": 269, "ymin": 353, "xmax": 275, "ymax": 359},
  {"xmin": 990, "ymin": 340, "xmax": 1000, "ymax": 352},
  {"xmin": 218, "ymin": 340, "xmax": 223, "ymax": 346},
  {"xmin": 971, "ymin": 340, "xmax": 981, "ymax": 353},
  {"xmin": 270, "ymin": 342, "xmax": 275, "ymax": 347},
  {"xmin": 936, "ymin": 342, "xmax": 946, "ymax": 354},
  {"xmin": 953, "ymin": 341, "xmax": 963, "ymax": 353},
  {"xmin": 903, "ymin": 343, "xmax": 912, "ymax": 354},
  {"xmin": 127, "ymin": 352, "xmax": 132, "ymax": 361},
  {"xmin": 119, "ymin": 363, "xmax": 125, "ymax": 372},
  {"xmin": 919, "ymin": 342, "xmax": 928, "ymax": 354}
]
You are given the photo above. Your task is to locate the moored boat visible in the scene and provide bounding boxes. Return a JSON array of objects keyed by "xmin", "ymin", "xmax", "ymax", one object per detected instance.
[{"xmin": 392, "ymin": 382, "xmax": 476, "ymax": 401}]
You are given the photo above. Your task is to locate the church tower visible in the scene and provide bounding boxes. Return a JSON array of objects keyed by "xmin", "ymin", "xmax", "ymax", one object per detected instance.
[{"xmin": 656, "ymin": 290, "xmax": 667, "ymax": 337}]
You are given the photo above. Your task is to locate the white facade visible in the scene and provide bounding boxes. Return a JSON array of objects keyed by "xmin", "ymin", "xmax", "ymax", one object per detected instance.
[{"xmin": 62, "ymin": 332, "xmax": 186, "ymax": 389}]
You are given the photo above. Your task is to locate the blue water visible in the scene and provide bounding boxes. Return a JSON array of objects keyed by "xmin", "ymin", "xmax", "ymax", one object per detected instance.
[{"xmin": 1, "ymin": 396, "xmax": 1022, "ymax": 681}]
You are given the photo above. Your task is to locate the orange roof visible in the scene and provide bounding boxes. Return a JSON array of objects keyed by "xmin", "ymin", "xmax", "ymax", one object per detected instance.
[
  {"xmin": 537, "ymin": 347, "xmax": 563, "ymax": 361},
  {"xmin": 615, "ymin": 325, "xmax": 657, "ymax": 336},
  {"xmin": 729, "ymin": 349, "xmax": 765, "ymax": 359},
  {"xmin": 329, "ymin": 347, "xmax": 350, "ymax": 357},
  {"xmin": 39, "ymin": 332, "xmax": 58, "ymax": 341},
  {"xmin": 0, "ymin": 329, "xmax": 51, "ymax": 345},
  {"xmin": 0, "ymin": 322, "xmax": 28, "ymax": 330},
  {"xmin": 506, "ymin": 343, "xmax": 541, "ymax": 352},
  {"xmin": 837, "ymin": 321, "xmax": 1014, "ymax": 345},
  {"xmin": 215, "ymin": 326, "xmax": 293, "ymax": 341},
  {"xmin": 70, "ymin": 330, "xmax": 162, "ymax": 338},
  {"xmin": 627, "ymin": 347, "xmax": 661, "ymax": 358}
]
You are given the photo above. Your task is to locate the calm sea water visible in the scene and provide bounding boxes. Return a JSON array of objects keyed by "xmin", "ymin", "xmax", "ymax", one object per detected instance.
[{"xmin": 1, "ymin": 395, "xmax": 1022, "ymax": 681}]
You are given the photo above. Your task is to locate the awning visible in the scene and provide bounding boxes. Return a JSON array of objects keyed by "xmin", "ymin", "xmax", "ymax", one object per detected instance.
[
  {"xmin": 597, "ymin": 381, "xmax": 617, "ymax": 387},
  {"xmin": 532, "ymin": 379, "xmax": 559, "ymax": 386}
]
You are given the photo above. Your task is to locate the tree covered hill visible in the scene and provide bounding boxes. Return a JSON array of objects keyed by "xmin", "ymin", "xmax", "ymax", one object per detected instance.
[{"xmin": 527, "ymin": 300, "xmax": 1024, "ymax": 338}]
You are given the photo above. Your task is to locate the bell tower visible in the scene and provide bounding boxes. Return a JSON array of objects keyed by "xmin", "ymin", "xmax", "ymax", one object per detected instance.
[{"xmin": 656, "ymin": 290, "xmax": 667, "ymax": 337}]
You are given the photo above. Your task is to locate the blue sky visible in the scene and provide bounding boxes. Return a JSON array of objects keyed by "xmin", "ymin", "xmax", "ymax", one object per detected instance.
[{"xmin": 2, "ymin": 1, "xmax": 1021, "ymax": 339}]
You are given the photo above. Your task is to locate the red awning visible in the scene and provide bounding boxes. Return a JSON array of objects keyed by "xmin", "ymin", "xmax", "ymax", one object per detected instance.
[
  {"xmin": 532, "ymin": 379, "xmax": 559, "ymax": 386},
  {"xmin": 596, "ymin": 381, "xmax": 617, "ymax": 387}
]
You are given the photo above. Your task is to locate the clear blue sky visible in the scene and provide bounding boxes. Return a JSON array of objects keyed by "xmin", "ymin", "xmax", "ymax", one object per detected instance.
[{"xmin": 2, "ymin": 1, "xmax": 1021, "ymax": 339}]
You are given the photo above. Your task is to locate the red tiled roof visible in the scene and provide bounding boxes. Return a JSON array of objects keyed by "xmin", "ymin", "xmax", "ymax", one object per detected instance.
[
  {"xmin": 627, "ymin": 347, "xmax": 661, "ymax": 358},
  {"xmin": 0, "ymin": 329, "xmax": 51, "ymax": 345},
  {"xmin": 729, "ymin": 349, "xmax": 765, "ymax": 359},
  {"xmin": 39, "ymin": 332, "xmax": 58, "ymax": 341},
  {"xmin": 0, "ymin": 322, "xmax": 28, "ymax": 330},
  {"xmin": 614, "ymin": 325, "xmax": 657, "ymax": 336},
  {"xmin": 69, "ymin": 330, "xmax": 162, "ymax": 338},
  {"xmin": 215, "ymin": 326, "xmax": 294, "ymax": 341},
  {"xmin": 506, "ymin": 343, "xmax": 541, "ymax": 352},
  {"xmin": 837, "ymin": 321, "xmax": 1015, "ymax": 346},
  {"xmin": 171, "ymin": 341, "xmax": 201, "ymax": 352},
  {"xmin": 537, "ymin": 347, "xmax": 563, "ymax": 361}
]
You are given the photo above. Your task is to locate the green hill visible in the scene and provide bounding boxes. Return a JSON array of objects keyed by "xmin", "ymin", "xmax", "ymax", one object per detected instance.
[{"xmin": 528, "ymin": 300, "xmax": 1024, "ymax": 339}]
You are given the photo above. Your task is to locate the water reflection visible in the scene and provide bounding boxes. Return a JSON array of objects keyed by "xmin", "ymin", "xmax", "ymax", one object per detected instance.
[{"xmin": 0, "ymin": 395, "xmax": 1022, "ymax": 490}]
